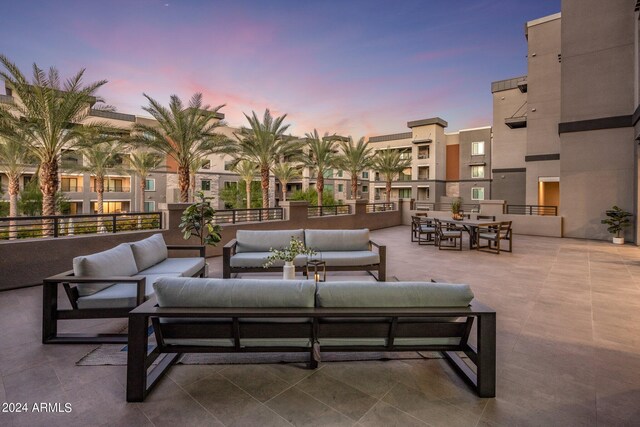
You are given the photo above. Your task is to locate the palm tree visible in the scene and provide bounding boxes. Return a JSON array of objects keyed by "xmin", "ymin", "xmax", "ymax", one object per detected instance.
[
  {"xmin": 129, "ymin": 151, "xmax": 163, "ymax": 212},
  {"xmin": 0, "ymin": 55, "xmax": 109, "ymax": 226},
  {"xmin": 232, "ymin": 109, "xmax": 301, "ymax": 208},
  {"xmin": 189, "ymin": 156, "xmax": 209, "ymax": 203},
  {"xmin": 0, "ymin": 136, "xmax": 31, "ymax": 239},
  {"xmin": 335, "ymin": 137, "xmax": 374, "ymax": 200},
  {"xmin": 233, "ymin": 160, "xmax": 258, "ymax": 209},
  {"xmin": 303, "ymin": 130, "xmax": 339, "ymax": 206},
  {"xmin": 272, "ymin": 162, "xmax": 301, "ymax": 203},
  {"xmin": 371, "ymin": 147, "xmax": 412, "ymax": 203},
  {"xmin": 75, "ymin": 128, "xmax": 123, "ymax": 215},
  {"xmin": 132, "ymin": 93, "xmax": 231, "ymax": 203}
]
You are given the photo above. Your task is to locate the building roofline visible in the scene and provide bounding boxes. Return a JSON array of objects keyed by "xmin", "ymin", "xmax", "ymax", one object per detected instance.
[
  {"xmin": 526, "ymin": 12, "xmax": 561, "ymax": 28},
  {"xmin": 407, "ymin": 117, "xmax": 448, "ymax": 128},
  {"xmin": 491, "ymin": 75, "xmax": 527, "ymax": 93}
]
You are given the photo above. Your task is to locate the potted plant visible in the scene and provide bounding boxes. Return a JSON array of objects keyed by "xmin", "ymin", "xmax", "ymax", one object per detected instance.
[
  {"xmin": 263, "ymin": 236, "xmax": 316, "ymax": 280},
  {"xmin": 451, "ymin": 197, "xmax": 464, "ymax": 220},
  {"xmin": 179, "ymin": 191, "xmax": 223, "ymax": 275},
  {"xmin": 601, "ymin": 206, "xmax": 632, "ymax": 244}
]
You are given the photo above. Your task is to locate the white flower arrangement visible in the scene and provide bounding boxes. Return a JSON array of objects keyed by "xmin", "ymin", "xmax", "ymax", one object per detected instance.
[{"xmin": 263, "ymin": 236, "xmax": 316, "ymax": 268}]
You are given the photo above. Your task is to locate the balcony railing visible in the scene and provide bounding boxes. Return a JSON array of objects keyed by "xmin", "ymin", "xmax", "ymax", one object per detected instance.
[
  {"xmin": 0, "ymin": 212, "xmax": 162, "ymax": 240},
  {"xmin": 90, "ymin": 186, "xmax": 131, "ymax": 192},
  {"xmin": 61, "ymin": 185, "xmax": 83, "ymax": 192},
  {"xmin": 415, "ymin": 202, "xmax": 480, "ymax": 213},
  {"xmin": 366, "ymin": 202, "xmax": 395, "ymax": 213},
  {"xmin": 308, "ymin": 205, "xmax": 351, "ymax": 217},
  {"xmin": 213, "ymin": 208, "xmax": 283, "ymax": 224},
  {"xmin": 506, "ymin": 205, "xmax": 557, "ymax": 216}
]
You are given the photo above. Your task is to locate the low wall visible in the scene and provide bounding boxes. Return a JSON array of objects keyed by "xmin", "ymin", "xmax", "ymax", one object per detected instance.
[
  {"xmin": 0, "ymin": 200, "xmax": 405, "ymax": 290},
  {"xmin": 404, "ymin": 209, "xmax": 563, "ymax": 238}
]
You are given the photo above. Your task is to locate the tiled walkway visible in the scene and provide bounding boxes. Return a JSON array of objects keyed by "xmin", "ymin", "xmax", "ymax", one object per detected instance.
[{"xmin": 1, "ymin": 226, "xmax": 639, "ymax": 426}]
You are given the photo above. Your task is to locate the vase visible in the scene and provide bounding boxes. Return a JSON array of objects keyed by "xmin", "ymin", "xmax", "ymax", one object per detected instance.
[
  {"xmin": 283, "ymin": 261, "xmax": 295, "ymax": 280},
  {"xmin": 612, "ymin": 236, "xmax": 624, "ymax": 245}
]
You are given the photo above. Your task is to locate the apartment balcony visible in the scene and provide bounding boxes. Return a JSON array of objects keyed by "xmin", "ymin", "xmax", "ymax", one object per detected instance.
[
  {"xmin": 60, "ymin": 185, "xmax": 83, "ymax": 192},
  {"xmin": 505, "ymin": 116, "xmax": 527, "ymax": 129},
  {"xmin": 0, "ymin": 94, "xmax": 14, "ymax": 104},
  {"xmin": 90, "ymin": 186, "xmax": 131, "ymax": 193}
]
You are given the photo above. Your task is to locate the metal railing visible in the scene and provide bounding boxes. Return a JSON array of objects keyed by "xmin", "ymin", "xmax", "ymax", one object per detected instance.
[
  {"xmin": 213, "ymin": 207, "xmax": 283, "ymax": 224},
  {"xmin": 61, "ymin": 185, "xmax": 83, "ymax": 192},
  {"xmin": 90, "ymin": 186, "xmax": 131, "ymax": 192},
  {"xmin": 415, "ymin": 202, "xmax": 480, "ymax": 213},
  {"xmin": 366, "ymin": 202, "xmax": 395, "ymax": 213},
  {"xmin": 0, "ymin": 212, "xmax": 162, "ymax": 240},
  {"xmin": 506, "ymin": 205, "xmax": 557, "ymax": 216},
  {"xmin": 308, "ymin": 205, "xmax": 351, "ymax": 217}
]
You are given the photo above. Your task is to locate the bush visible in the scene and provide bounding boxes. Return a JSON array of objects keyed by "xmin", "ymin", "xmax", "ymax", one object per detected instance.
[{"xmin": 289, "ymin": 188, "xmax": 339, "ymax": 206}]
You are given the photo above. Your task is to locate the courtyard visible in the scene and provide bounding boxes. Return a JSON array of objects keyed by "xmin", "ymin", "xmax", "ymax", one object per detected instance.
[{"xmin": 1, "ymin": 225, "xmax": 638, "ymax": 426}]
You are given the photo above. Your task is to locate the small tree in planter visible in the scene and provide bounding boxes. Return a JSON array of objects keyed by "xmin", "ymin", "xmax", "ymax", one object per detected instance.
[
  {"xmin": 451, "ymin": 197, "xmax": 464, "ymax": 220},
  {"xmin": 179, "ymin": 191, "xmax": 222, "ymax": 273},
  {"xmin": 263, "ymin": 236, "xmax": 316, "ymax": 280},
  {"xmin": 601, "ymin": 206, "xmax": 632, "ymax": 244}
]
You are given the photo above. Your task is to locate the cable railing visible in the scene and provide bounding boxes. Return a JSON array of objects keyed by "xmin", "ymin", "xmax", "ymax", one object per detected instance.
[
  {"xmin": 213, "ymin": 207, "xmax": 283, "ymax": 224},
  {"xmin": 0, "ymin": 212, "xmax": 162, "ymax": 240},
  {"xmin": 307, "ymin": 205, "xmax": 351, "ymax": 217},
  {"xmin": 366, "ymin": 202, "xmax": 395, "ymax": 213},
  {"xmin": 506, "ymin": 205, "xmax": 557, "ymax": 216}
]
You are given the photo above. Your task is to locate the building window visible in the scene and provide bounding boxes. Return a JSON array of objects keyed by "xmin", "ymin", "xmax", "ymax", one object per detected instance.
[
  {"xmin": 224, "ymin": 181, "xmax": 237, "ymax": 189},
  {"xmin": 201, "ymin": 160, "xmax": 211, "ymax": 169},
  {"xmin": 471, "ymin": 141, "xmax": 485, "ymax": 156},
  {"xmin": 201, "ymin": 180, "xmax": 211, "ymax": 191},
  {"xmin": 417, "ymin": 145, "xmax": 430, "ymax": 159},
  {"xmin": 145, "ymin": 178, "xmax": 156, "ymax": 191},
  {"xmin": 144, "ymin": 201, "xmax": 156, "ymax": 212},
  {"xmin": 224, "ymin": 162, "xmax": 233, "ymax": 171},
  {"xmin": 324, "ymin": 184, "xmax": 334, "ymax": 193},
  {"xmin": 337, "ymin": 184, "xmax": 343, "ymax": 193},
  {"xmin": 337, "ymin": 170, "xmax": 343, "ymax": 177},
  {"xmin": 323, "ymin": 169, "xmax": 333, "ymax": 178},
  {"xmin": 471, "ymin": 165, "xmax": 485, "ymax": 178},
  {"xmin": 362, "ymin": 171, "xmax": 369, "ymax": 179},
  {"xmin": 362, "ymin": 185, "xmax": 368, "ymax": 193},
  {"xmin": 91, "ymin": 201, "xmax": 128, "ymax": 214},
  {"xmin": 471, "ymin": 187, "xmax": 485, "ymax": 200},
  {"xmin": 398, "ymin": 188, "xmax": 412, "ymax": 199},
  {"xmin": 61, "ymin": 177, "xmax": 81, "ymax": 192}
]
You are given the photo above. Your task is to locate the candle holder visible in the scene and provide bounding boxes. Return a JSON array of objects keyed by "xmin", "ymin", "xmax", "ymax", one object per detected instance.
[{"xmin": 306, "ymin": 260, "xmax": 326, "ymax": 283}]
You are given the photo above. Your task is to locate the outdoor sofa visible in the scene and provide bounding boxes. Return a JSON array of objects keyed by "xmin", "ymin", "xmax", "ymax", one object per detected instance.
[
  {"xmin": 42, "ymin": 233, "xmax": 206, "ymax": 344},
  {"xmin": 223, "ymin": 228, "xmax": 386, "ymax": 281},
  {"xmin": 126, "ymin": 277, "xmax": 496, "ymax": 401}
]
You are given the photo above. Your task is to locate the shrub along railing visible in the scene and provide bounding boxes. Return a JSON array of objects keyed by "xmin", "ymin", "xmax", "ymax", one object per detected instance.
[
  {"xmin": 0, "ymin": 212, "xmax": 162, "ymax": 240},
  {"xmin": 414, "ymin": 202, "xmax": 480, "ymax": 213},
  {"xmin": 506, "ymin": 205, "xmax": 558, "ymax": 216},
  {"xmin": 307, "ymin": 205, "xmax": 351, "ymax": 217},
  {"xmin": 213, "ymin": 207, "xmax": 283, "ymax": 224},
  {"xmin": 366, "ymin": 202, "xmax": 395, "ymax": 213}
]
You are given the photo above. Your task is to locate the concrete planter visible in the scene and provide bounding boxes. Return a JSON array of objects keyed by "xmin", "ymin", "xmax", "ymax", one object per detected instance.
[{"xmin": 612, "ymin": 237, "xmax": 624, "ymax": 245}]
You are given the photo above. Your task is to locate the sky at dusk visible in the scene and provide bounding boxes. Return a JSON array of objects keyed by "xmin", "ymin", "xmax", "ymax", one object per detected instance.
[{"xmin": 1, "ymin": 0, "xmax": 560, "ymax": 137}]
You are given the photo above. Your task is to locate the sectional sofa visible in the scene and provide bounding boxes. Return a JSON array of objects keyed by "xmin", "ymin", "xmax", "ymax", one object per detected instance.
[
  {"xmin": 42, "ymin": 233, "xmax": 206, "ymax": 344},
  {"xmin": 223, "ymin": 228, "xmax": 386, "ymax": 281},
  {"xmin": 126, "ymin": 277, "xmax": 496, "ymax": 401}
]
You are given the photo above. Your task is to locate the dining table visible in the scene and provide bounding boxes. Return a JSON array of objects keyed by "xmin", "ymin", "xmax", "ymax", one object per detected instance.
[{"xmin": 439, "ymin": 218, "xmax": 499, "ymax": 250}]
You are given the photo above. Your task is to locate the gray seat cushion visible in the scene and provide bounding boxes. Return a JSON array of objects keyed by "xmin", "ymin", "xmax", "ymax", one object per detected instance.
[
  {"xmin": 418, "ymin": 226, "xmax": 435, "ymax": 232},
  {"xmin": 76, "ymin": 273, "xmax": 181, "ymax": 309},
  {"xmin": 441, "ymin": 230, "xmax": 462, "ymax": 237},
  {"xmin": 139, "ymin": 258, "xmax": 205, "ymax": 277},
  {"xmin": 154, "ymin": 277, "xmax": 316, "ymax": 308},
  {"xmin": 304, "ymin": 229, "xmax": 370, "ymax": 252},
  {"xmin": 316, "ymin": 251, "xmax": 380, "ymax": 267},
  {"xmin": 130, "ymin": 233, "xmax": 168, "ymax": 271},
  {"xmin": 72, "ymin": 243, "xmax": 139, "ymax": 297},
  {"xmin": 316, "ymin": 282, "xmax": 474, "ymax": 307},
  {"xmin": 236, "ymin": 229, "xmax": 304, "ymax": 253},
  {"xmin": 230, "ymin": 253, "xmax": 308, "ymax": 268}
]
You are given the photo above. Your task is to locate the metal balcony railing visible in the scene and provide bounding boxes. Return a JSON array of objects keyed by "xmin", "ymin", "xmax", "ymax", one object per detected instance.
[
  {"xmin": 212, "ymin": 208, "xmax": 283, "ymax": 224},
  {"xmin": 506, "ymin": 205, "xmax": 557, "ymax": 216},
  {"xmin": 366, "ymin": 202, "xmax": 395, "ymax": 213},
  {"xmin": 307, "ymin": 205, "xmax": 351, "ymax": 217}
]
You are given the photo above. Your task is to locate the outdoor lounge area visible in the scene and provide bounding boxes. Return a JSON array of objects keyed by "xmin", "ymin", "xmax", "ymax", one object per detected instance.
[{"xmin": 1, "ymin": 225, "xmax": 639, "ymax": 426}]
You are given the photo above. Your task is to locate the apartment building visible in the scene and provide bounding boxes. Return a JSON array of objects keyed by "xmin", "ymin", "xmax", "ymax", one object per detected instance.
[
  {"xmin": 366, "ymin": 118, "xmax": 492, "ymax": 205},
  {"xmin": 493, "ymin": 1, "xmax": 638, "ymax": 241}
]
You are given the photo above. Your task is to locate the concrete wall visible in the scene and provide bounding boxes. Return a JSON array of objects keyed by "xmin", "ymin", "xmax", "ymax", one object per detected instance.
[{"xmin": 492, "ymin": 171, "xmax": 526, "ymax": 205}]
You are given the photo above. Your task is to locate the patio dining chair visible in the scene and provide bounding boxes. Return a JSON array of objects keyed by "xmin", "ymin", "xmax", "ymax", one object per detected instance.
[
  {"xmin": 434, "ymin": 219, "xmax": 463, "ymax": 251},
  {"xmin": 411, "ymin": 215, "xmax": 436, "ymax": 245},
  {"xmin": 476, "ymin": 221, "xmax": 513, "ymax": 254}
]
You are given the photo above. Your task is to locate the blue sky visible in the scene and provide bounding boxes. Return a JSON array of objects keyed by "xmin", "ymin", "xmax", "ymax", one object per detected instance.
[{"xmin": 0, "ymin": 0, "xmax": 560, "ymax": 136}]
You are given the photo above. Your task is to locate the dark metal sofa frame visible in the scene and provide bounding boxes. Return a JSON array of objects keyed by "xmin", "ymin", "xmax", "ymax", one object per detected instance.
[
  {"xmin": 42, "ymin": 245, "xmax": 206, "ymax": 345},
  {"xmin": 223, "ymin": 239, "xmax": 386, "ymax": 281},
  {"xmin": 126, "ymin": 300, "xmax": 496, "ymax": 402}
]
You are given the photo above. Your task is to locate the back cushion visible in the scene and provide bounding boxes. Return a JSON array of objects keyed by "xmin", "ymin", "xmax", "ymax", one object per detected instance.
[
  {"xmin": 130, "ymin": 233, "xmax": 169, "ymax": 272},
  {"xmin": 154, "ymin": 277, "xmax": 316, "ymax": 308},
  {"xmin": 236, "ymin": 229, "xmax": 304, "ymax": 253},
  {"xmin": 73, "ymin": 243, "xmax": 139, "ymax": 296},
  {"xmin": 316, "ymin": 282, "xmax": 474, "ymax": 307},
  {"xmin": 304, "ymin": 229, "xmax": 370, "ymax": 252}
]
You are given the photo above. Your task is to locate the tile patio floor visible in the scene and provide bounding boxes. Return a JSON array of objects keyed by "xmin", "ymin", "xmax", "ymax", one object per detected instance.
[{"xmin": 1, "ymin": 225, "xmax": 640, "ymax": 426}]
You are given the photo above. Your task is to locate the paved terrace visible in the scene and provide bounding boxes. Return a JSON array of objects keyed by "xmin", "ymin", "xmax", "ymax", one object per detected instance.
[{"xmin": 1, "ymin": 225, "xmax": 639, "ymax": 426}]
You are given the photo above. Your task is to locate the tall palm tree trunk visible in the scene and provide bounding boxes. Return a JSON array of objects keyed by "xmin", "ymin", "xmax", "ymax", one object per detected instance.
[
  {"xmin": 139, "ymin": 179, "xmax": 146, "ymax": 212},
  {"xmin": 351, "ymin": 176, "xmax": 358, "ymax": 200},
  {"xmin": 245, "ymin": 180, "xmax": 252, "ymax": 209},
  {"xmin": 95, "ymin": 176, "xmax": 106, "ymax": 232},
  {"xmin": 385, "ymin": 179, "xmax": 392, "ymax": 203},
  {"xmin": 281, "ymin": 180, "xmax": 288, "ymax": 202},
  {"xmin": 260, "ymin": 165, "xmax": 270, "ymax": 208},
  {"xmin": 39, "ymin": 159, "xmax": 59, "ymax": 237},
  {"xmin": 178, "ymin": 165, "xmax": 190, "ymax": 203},
  {"xmin": 8, "ymin": 175, "xmax": 19, "ymax": 240},
  {"xmin": 317, "ymin": 173, "xmax": 324, "ymax": 206},
  {"xmin": 190, "ymin": 173, "xmax": 196, "ymax": 202}
]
